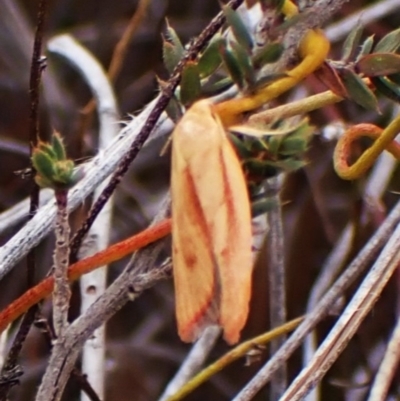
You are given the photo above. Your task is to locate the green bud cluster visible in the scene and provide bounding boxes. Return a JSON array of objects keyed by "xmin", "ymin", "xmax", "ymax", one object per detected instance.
[{"xmin": 31, "ymin": 132, "xmax": 83, "ymax": 190}]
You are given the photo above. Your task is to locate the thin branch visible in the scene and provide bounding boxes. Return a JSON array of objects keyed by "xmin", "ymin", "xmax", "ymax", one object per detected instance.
[
  {"xmin": 367, "ymin": 313, "xmax": 400, "ymax": 401},
  {"xmin": 281, "ymin": 221, "xmax": 400, "ymax": 401},
  {"xmin": 108, "ymin": 0, "xmax": 151, "ymax": 81},
  {"xmin": 52, "ymin": 190, "xmax": 71, "ymax": 337},
  {"xmin": 164, "ymin": 318, "xmax": 303, "ymax": 401},
  {"xmin": 35, "ymin": 233, "xmax": 171, "ymax": 401},
  {"xmin": 34, "ymin": 317, "xmax": 102, "ymax": 401},
  {"xmin": 0, "ymin": 189, "xmax": 53, "ymax": 235},
  {"xmin": 0, "ymin": 1, "xmax": 49, "ymax": 398},
  {"xmin": 265, "ymin": 176, "xmax": 287, "ymax": 400},
  {"xmin": 303, "ymin": 105, "xmax": 400, "ymax": 401},
  {"xmin": 232, "ymin": 196, "xmax": 400, "ymax": 401},
  {"xmin": 158, "ymin": 327, "xmax": 221, "ymax": 401},
  {"xmin": 33, "ymin": 194, "xmax": 170, "ymax": 401},
  {"xmin": 78, "ymin": 0, "xmax": 150, "ymax": 146}
]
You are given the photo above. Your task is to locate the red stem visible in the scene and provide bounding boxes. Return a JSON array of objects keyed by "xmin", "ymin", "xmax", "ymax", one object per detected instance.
[{"xmin": 0, "ymin": 218, "xmax": 172, "ymax": 334}]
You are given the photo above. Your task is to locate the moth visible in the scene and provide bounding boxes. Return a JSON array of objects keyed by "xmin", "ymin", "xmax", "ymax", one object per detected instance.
[{"xmin": 171, "ymin": 100, "xmax": 253, "ymax": 344}]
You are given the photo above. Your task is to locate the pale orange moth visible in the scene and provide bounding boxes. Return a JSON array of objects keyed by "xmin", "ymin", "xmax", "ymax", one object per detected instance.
[{"xmin": 171, "ymin": 99, "xmax": 253, "ymax": 344}]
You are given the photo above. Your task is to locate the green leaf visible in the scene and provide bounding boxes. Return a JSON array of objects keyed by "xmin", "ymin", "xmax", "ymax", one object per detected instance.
[
  {"xmin": 341, "ymin": 23, "xmax": 363, "ymax": 62},
  {"xmin": 340, "ymin": 68, "xmax": 378, "ymax": 111},
  {"xmin": 31, "ymin": 133, "xmax": 79, "ymax": 190},
  {"xmin": 357, "ymin": 53, "xmax": 400, "ymax": 77},
  {"xmin": 163, "ymin": 41, "xmax": 181, "ymax": 74},
  {"xmin": 253, "ymin": 42, "xmax": 284, "ymax": 69},
  {"xmin": 251, "ymin": 197, "xmax": 278, "ymax": 217},
  {"xmin": 54, "ymin": 160, "xmax": 75, "ymax": 185},
  {"xmin": 222, "ymin": 5, "xmax": 253, "ymax": 51},
  {"xmin": 220, "ymin": 43, "xmax": 245, "ymax": 89},
  {"xmin": 198, "ymin": 33, "xmax": 224, "ymax": 77},
  {"xmin": 32, "ymin": 151, "xmax": 56, "ymax": 184},
  {"xmin": 278, "ymin": 158, "xmax": 306, "ymax": 171},
  {"xmin": 165, "ymin": 96, "xmax": 183, "ymax": 123},
  {"xmin": 371, "ymin": 76, "xmax": 400, "ymax": 103},
  {"xmin": 280, "ymin": 137, "xmax": 308, "ymax": 155},
  {"xmin": 179, "ymin": 62, "xmax": 201, "ymax": 106},
  {"xmin": 243, "ymin": 158, "xmax": 273, "ymax": 176},
  {"xmin": 268, "ymin": 135, "xmax": 284, "ymax": 155},
  {"xmin": 163, "ymin": 21, "xmax": 184, "ymax": 73},
  {"xmin": 51, "ymin": 132, "xmax": 67, "ymax": 160},
  {"xmin": 356, "ymin": 35, "xmax": 375, "ymax": 61},
  {"xmin": 200, "ymin": 76, "xmax": 232, "ymax": 96},
  {"xmin": 37, "ymin": 142, "xmax": 57, "ymax": 160},
  {"xmin": 230, "ymin": 40, "xmax": 255, "ymax": 87},
  {"xmin": 165, "ymin": 20, "xmax": 184, "ymax": 53},
  {"xmin": 375, "ymin": 28, "xmax": 400, "ymax": 53},
  {"xmin": 229, "ymin": 134, "xmax": 253, "ymax": 159},
  {"xmin": 254, "ymin": 72, "xmax": 287, "ymax": 89}
]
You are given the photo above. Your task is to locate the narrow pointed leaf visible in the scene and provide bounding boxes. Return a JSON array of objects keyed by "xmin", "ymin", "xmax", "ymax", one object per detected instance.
[
  {"xmin": 341, "ymin": 24, "xmax": 363, "ymax": 62},
  {"xmin": 356, "ymin": 35, "xmax": 375, "ymax": 61},
  {"xmin": 201, "ymin": 77, "xmax": 232, "ymax": 95},
  {"xmin": 163, "ymin": 41, "xmax": 181, "ymax": 74},
  {"xmin": 198, "ymin": 33, "xmax": 224, "ymax": 77},
  {"xmin": 51, "ymin": 132, "xmax": 67, "ymax": 160},
  {"xmin": 38, "ymin": 142, "xmax": 57, "ymax": 160},
  {"xmin": 253, "ymin": 42, "xmax": 284, "ymax": 68},
  {"xmin": 375, "ymin": 28, "xmax": 400, "ymax": 53},
  {"xmin": 251, "ymin": 197, "xmax": 278, "ymax": 217},
  {"xmin": 32, "ymin": 151, "xmax": 56, "ymax": 184},
  {"xmin": 165, "ymin": 21, "xmax": 184, "ymax": 54},
  {"xmin": 179, "ymin": 62, "xmax": 201, "ymax": 106},
  {"xmin": 163, "ymin": 22, "xmax": 184, "ymax": 73},
  {"xmin": 222, "ymin": 5, "xmax": 253, "ymax": 51},
  {"xmin": 229, "ymin": 134, "xmax": 254, "ymax": 159},
  {"xmin": 165, "ymin": 96, "xmax": 183, "ymax": 123},
  {"xmin": 280, "ymin": 137, "xmax": 308, "ymax": 155},
  {"xmin": 254, "ymin": 72, "xmax": 287, "ymax": 89},
  {"xmin": 340, "ymin": 68, "xmax": 378, "ymax": 110},
  {"xmin": 220, "ymin": 43, "xmax": 245, "ymax": 89},
  {"xmin": 231, "ymin": 40, "xmax": 255, "ymax": 87}
]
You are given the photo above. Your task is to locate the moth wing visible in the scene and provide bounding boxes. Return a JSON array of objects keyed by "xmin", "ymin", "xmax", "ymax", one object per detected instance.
[
  {"xmin": 171, "ymin": 100, "xmax": 222, "ymax": 342},
  {"xmin": 211, "ymin": 130, "xmax": 253, "ymax": 344},
  {"xmin": 188, "ymin": 102, "xmax": 253, "ymax": 344},
  {"xmin": 172, "ymin": 100, "xmax": 253, "ymax": 344}
]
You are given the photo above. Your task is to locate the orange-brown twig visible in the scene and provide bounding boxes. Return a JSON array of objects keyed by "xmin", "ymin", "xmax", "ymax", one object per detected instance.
[{"xmin": 0, "ymin": 218, "xmax": 171, "ymax": 334}]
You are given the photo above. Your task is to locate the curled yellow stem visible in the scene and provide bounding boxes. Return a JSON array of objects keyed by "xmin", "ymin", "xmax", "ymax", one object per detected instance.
[
  {"xmin": 214, "ymin": 29, "xmax": 330, "ymax": 126},
  {"xmin": 334, "ymin": 117, "xmax": 400, "ymax": 180}
]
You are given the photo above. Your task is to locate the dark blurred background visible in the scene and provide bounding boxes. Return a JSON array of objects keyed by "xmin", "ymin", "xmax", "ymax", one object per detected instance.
[{"xmin": 0, "ymin": 0, "xmax": 400, "ymax": 400}]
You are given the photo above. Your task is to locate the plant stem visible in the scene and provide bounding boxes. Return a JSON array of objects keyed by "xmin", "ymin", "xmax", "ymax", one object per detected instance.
[
  {"xmin": 0, "ymin": 218, "xmax": 172, "ymax": 335},
  {"xmin": 53, "ymin": 190, "xmax": 71, "ymax": 337}
]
